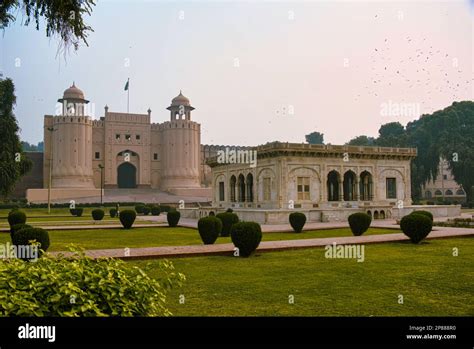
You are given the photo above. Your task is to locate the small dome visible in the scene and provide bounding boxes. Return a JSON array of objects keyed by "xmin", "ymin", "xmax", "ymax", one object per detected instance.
[
  {"xmin": 63, "ymin": 82, "xmax": 85, "ymax": 100},
  {"xmin": 170, "ymin": 90, "xmax": 190, "ymax": 107}
]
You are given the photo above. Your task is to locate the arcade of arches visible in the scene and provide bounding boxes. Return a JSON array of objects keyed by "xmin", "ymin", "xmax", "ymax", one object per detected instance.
[{"xmin": 209, "ymin": 142, "xmax": 415, "ymax": 211}]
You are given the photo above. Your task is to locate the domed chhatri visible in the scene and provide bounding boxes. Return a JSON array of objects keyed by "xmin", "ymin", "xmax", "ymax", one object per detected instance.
[
  {"xmin": 58, "ymin": 82, "xmax": 89, "ymax": 103},
  {"xmin": 170, "ymin": 90, "xmax": 191, "ymax": 107}
]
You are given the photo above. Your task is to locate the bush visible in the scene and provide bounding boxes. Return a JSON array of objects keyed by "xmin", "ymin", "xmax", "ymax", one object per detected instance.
[
  {"xmin": 231, "ymin": 222, "xmax": 262, "ymax": 257},
  {"xmin": 119, "ymin": 210, "xmax": 136, "ymax": 229},
  {"xmin": 226, "ymin": 208, "xmax": 233, "ymax": 213},
  {"xmin": 167, "ymin": 210, "xmax": 181, "ymax": 227},
  {"xmin": 160, "ymin": 205, "xmax": 171, "ymax": 213},
  {"xmin": 10, "ymin": 223, "xmax": 33, "ymax": 240},
  {"xmin": 289, "ymin": 212, "xmax": 306, "ymax": 233},
  {"xmin": 7, "ymin": 210, "xmax": 27, "ymax": 227},
  {"xmin": 91, "ymin": 209, "xmax": 105, "ymax": 221},
  {"xmin": 109, "ymin": 208, "xmax": 117, "ymax": 218},
  {"xmin": 142, "ymin": 206, "xmax": 151, "ymax": 215},
  {"xmin": 400, "ymin": 214, "xmax": 432, "ymax": 243},
  {"xmin": 348, "ymin": 212, "xmax": 372, "ymax": 236},
  {"xmin": 0, "ymin": 249, "xmax": 185, "ymax": 316},
  {"xmin": 150, "ymin": 205, "xmax": 161, "ymax": 216},
  {"xmin": 70, "ymin": 208, "xmax": 83, "ymax": 217},
  {"xmin": 197, "ymin": 216, "xmax": 223, "ymax": 245},
  {"xmin": 135, "ymin": 204, "xmax": 145, "ymax": 214},
  {"xmin": 11, "ymin": 227, "xmax": 50, "ymax": 259},
  {"xmin": 216, "ymin": 212, "xmax": 239, "ymax": 237},
  {"xmin": 426, "ymin": 201, "xmax": 435, "ymax": 205},
  {"xmin": 411, "ymin": 210, "xmax": 433, "ymax": 222}
]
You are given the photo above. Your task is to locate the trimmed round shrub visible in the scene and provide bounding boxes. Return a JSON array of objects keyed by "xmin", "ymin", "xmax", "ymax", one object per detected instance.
[
  {"xmin": 11, "ymin": 227, "xmax": 50, "ymax": 259},
  {"xmin": 226, "ymin": 208, "xmax": 233, "ymax": 213},
  {"xmin": 109, "ymin": 208, "xmax": 118, "ymax": 218},
  {"xmin": 197, "ymin": 216, "xmax": 223, "ymax": 245},
  {"xmin": 167, "ymin": 210, "xmax": 181, "ymax": 227},
  {"xmin": 7, "ymin": 210, "xmax": 27, "ymax": 227},
  {"xmin": 70, "ymin": 208, "xmax": 83, "ymax": 217},
  {"xmin": 92, "ymin": 209, "xmax": 105, "ymax": 221},
  {"xmin": 289, "ymin": 212, "xmax": 306, "ymax": 233},
  {"xmin": 411, "ymin": 210, "xmax": 433, "ymax": 222},
  {"xmin": 231, "ymin": 222, "xmax": 262, "ymax": 257},
  {"xmin": 10, "ymin": 223, "xmax": 33, "ymax": 240},
  {"xmin": 150, "ymin": 205, "xmax": 161, "ymax": 216},
  {"xmin": 400, "ymin": 214, "xmax": 432, "ymax": 243},
  {"xmin": 348, "ymin": 212, "xmax": 372, "ymax": 236},
  {"xmin": 142, "ymin": 206, "xmax": 151, "ymax": 215},
  {"xmin": 216, "ymin": 212, "xmax": 239, "ymax": 237},
  {"xmin": 119, "ymin": 210, "xmax": 136, "ymax": 229},
  {"xmin": 135, "ymin": 204, "xmax": 145, "ymax": 214}
]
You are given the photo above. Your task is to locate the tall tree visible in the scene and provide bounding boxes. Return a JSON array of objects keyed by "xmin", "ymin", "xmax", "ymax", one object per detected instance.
[
  {"xmin": 375, "ymin": 122, "xmax": 407, "ymax": 147},
  {"xmin": 346, "ymin": 135, "xmax": 376, "ymax": 146},
  {"xmin": 0, "ymin": 78, "xmax": 32, "ymax": 198},
  {"xmin": 0, "ymin": 0, "xmax": 96, "ymax": 51},
  {"xmin": 305, "ymin": 131, "xmax": 324, "ymax": 145}
]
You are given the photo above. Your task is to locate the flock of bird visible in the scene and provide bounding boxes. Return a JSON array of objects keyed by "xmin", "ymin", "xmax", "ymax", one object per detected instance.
[{"xmin": 359, "ymin": 32, "xmax": 472, "ymax": 115}]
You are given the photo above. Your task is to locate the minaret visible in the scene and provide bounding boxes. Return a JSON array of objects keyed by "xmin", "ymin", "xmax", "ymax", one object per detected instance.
[
  {"xmin": 49, "ymin": 83, "xmax": 94, "ymax": 188},
  {"xmin": 160, "ymin": 91, "xmax": 201, "ymax": 190}
]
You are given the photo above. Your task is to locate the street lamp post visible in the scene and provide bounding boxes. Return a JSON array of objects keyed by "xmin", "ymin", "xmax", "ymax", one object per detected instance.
[
  {"xmin": 47, "ymin": 127, "xmax": 56, "ymax": 214},
  {"xmin": 98, "ymin": 164, "xmax": 104, "ymax": 206}
]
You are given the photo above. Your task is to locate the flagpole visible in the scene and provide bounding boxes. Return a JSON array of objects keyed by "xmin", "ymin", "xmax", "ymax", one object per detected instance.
[{"xmin": 127, "ymin": 78, "xmax": 130, "ymax": 113}]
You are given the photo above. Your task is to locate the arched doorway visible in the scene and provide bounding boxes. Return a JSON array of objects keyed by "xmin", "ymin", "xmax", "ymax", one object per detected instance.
[
  {"xmin": 117, "ymin": 162, "xmax": 137, "ymax": 188},
  {"xmin": 246, "ymin": 173, "xmax": 254, "ymax": 202},
  {"xmin": 327, "ymin": 170, "xmax": 340, "ymax": 201},
  {"xmin": 343, "ymin": 171, "xmax": 356, "ymax": 201},
  {"xmin": 238, "ymin": 174, "xmax": 245, "ymax": 202},
  {"xmin": 360, "ymin": 171, "xmax": 373, "ymax": 201}
]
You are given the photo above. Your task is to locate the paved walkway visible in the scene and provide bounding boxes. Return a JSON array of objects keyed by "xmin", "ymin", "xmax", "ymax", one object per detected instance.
[{"xmin": 50, "ymin": 226, "xmax": 474, "ymax": 260}]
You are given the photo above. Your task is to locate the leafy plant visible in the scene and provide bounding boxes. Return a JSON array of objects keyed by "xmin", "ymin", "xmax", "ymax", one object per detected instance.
[
  {"xmin": 91, "ymin": 209, "xmax": 105, "ymax": 221},
  {"xmin": 0, "ymin": 248, "xmax": 185, "ymax": 316},
  {"xmin": 216, "ymin": 212, "xmax": 239, "ymax": 237}
]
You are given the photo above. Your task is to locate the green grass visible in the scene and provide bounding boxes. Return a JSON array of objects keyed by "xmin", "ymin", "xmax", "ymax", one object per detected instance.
[
  {"xmin": 130, "ymin": 237, "xmax": 474, "ymax": 316},
  {"xmin": 0, "ymin": 227, "xmax": 399, "ymax": 252}
]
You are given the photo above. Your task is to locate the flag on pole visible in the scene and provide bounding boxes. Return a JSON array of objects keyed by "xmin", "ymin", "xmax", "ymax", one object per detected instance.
[{"xmin": 124, "ymin": 79, "xmax": 129, "ymax": 91}]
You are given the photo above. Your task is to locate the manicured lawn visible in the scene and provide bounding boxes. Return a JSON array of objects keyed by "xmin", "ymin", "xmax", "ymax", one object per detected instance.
[
  {"xmin": 131, "ymin": 237, "xmax": 474, "ymax": 316},
  {"xmin": 0, "ymin": 227, "xmax": 400, "ymax": 251}
]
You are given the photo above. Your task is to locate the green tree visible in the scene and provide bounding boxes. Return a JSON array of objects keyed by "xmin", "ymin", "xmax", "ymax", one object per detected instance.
[
  {"xmin": 346, "ymin": 135, "xmax": 376, "ymax": 146},
  {"xmin": 0, "ymin": 0, "xmax": 96, "ymax": 51},
  {"xmin": 0, "ymin": 78, "xmax": 32, "ymax": 198},
  {"xmin": 375, "ymin": 122, "xmax": 407, "ymax": 147},
  {"xmin": 305, "ymin": 131, "xmax": 324, "ymax": 145}
]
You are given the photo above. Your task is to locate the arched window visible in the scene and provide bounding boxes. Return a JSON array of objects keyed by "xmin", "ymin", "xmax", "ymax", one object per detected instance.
[
  {"xmin": 238, "ymin": 174, "xmax": 245, "ymax": 202},
  {"xmin": 327, "ymin": 170, "xmax": 340, "ymax": 201},
  {"xmin": 425, "ymin": 191, "xmax": 432, "ymax": 199},
  {"xmin": 343, "ymin": 171, "xmax": 356, "ymax": 201},
  {"xmin": 246, "ymin": 173, "xmax": 254, "ymax": 202},
  {"xmin": 230, "ymin": 176, "xmax": 236, "ymax": 202},
  {"xmin": 435, "ymin": 190, "xmax": 442, "ymax": 196},
  {"xmin": 456, "ymin": 189, "xmax": 465, "ymax": 196},
  {"xmin": 445, "ymin": 189, "xmax": 453, "ymax": 196},
  {"xmin": 360, "ymin": 171, "xmax": 373, "ymax": 201}
]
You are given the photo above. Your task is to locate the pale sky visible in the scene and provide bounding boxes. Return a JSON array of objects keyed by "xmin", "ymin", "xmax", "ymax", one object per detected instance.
[{"xmin": 1, "ymin": 0, "xmax": 473, "ymax": 146}]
